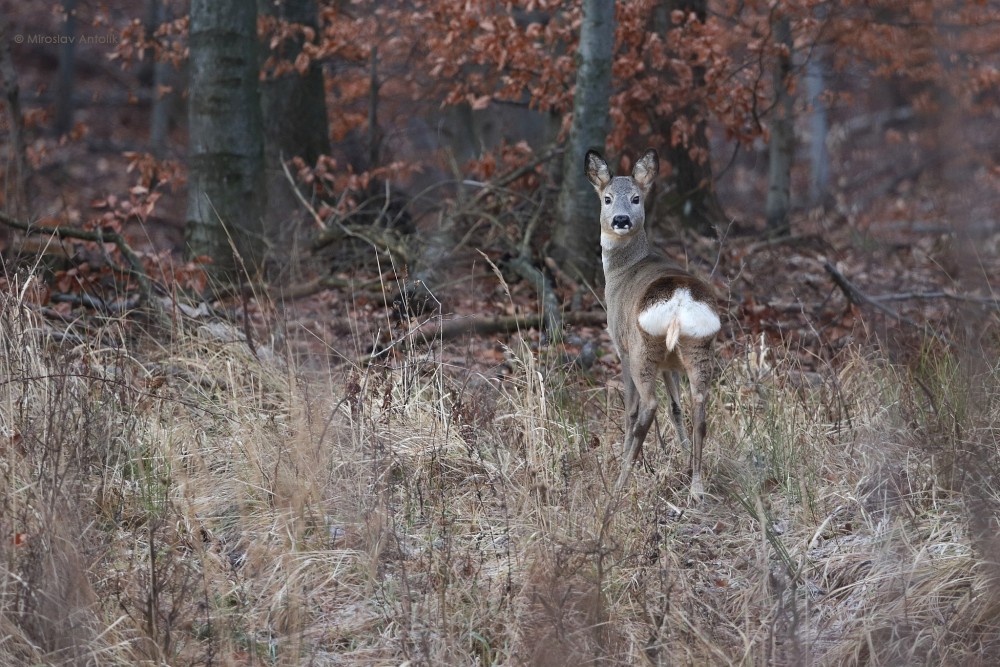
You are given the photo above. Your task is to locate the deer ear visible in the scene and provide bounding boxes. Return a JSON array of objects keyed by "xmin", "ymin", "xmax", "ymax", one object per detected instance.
[
  {"xmin": 585, "ymin": 150, "xmax": 612, "ymax": 191},
  {"xmin": 632, "ymin": 149, "xmax": 659, "ymax": 193}
]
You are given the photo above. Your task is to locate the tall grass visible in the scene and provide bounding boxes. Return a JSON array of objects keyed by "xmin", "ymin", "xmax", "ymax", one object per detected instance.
[{"xmin": 1, "ymin": 274, "xmax": 998, "ymax": 664}]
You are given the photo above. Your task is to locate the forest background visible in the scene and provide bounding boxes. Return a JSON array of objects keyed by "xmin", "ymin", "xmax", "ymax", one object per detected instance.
[{"xmin": 0, "ymin": 0, "xmax": 999, "ymax": 664}]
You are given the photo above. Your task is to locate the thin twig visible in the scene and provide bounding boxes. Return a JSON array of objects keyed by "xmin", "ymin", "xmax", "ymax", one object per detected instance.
[
  {"xmin": 823, "ymin": 260, "xmax": 954, "ymax": 346},
  {"xmin": 469, "ymin": 145, "xmax": 564, "ymax": 206},
  {"xmin": 280, "ymin": 156, "xmax": 327, "ymax": 230},
  {"xmin": 280, "ymin": 156, "xmax": 401, "ymax": 255}
]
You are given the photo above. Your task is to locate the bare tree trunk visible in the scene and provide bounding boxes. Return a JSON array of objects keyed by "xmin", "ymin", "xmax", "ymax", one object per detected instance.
[
  {"xmin": 657, "ymin": 0, "xmax": 725, "ymax": 235},
  {"xmin": 766, "ymin": 12, "xmax": 794, "ymax": 231},
  {"xmin": 55, "ymin": 0, "xmax": 78, "ymax": 136},
  {"xmin": 186, "ymin": 0, "xmax": 266, "ymax": 278},
  {"xmin": 0, "ymin": 17, "xmax": 31, "ymax": 221},
  {"xmin": 147, "ymin": 0, "xmax": 178, "ymax": 157},
  {"xmin": 551, "ymin": 0, "xmax": 614, "ymax": 284},
  {"xmin": 806, "ymin": 55, "xmax": 829, "ymax": 205},
  {"xmin": 258, "ymin": 0, "xmax": 330, "ymax": 259}
]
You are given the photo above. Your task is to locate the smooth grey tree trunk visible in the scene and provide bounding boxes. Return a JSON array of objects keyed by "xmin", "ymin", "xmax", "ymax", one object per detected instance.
[
  {"xmin": 186, "ymin": 0, "xmax": 266, "ymax": 278},
  {"xmin": 258, "ymin": 0, "xmax": 330, "ymax": 258},
  {"xmin": 806, "ymin": 56, "xmax": 829, "ymax": 205},
  {"xmin": 552, "ymin": 0, "xmax": 614, "ymax": 283},
  {"xmin": 766, "ymin": 13, "xmax": 794, "ymax": 230}
]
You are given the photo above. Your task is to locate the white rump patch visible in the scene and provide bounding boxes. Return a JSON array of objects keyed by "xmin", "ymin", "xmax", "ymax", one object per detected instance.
[{"xmin": 637, "ymin": 288, "xmax": 720, "ymax": 350}]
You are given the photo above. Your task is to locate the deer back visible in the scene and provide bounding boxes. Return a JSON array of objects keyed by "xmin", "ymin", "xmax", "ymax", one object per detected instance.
[{"xmin": 606, "ymin": 256, "xmax": 717, "ymax": 360}]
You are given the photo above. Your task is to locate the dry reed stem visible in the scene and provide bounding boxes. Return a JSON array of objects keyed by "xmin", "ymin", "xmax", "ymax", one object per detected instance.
[{"xmin": 0, "ymin": 274, "xmax": 998, "ymax": 665}]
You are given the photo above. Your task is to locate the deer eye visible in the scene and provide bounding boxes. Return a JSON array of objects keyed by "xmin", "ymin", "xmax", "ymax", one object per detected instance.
[
  {"xmin": 604, "ymin": 196, "xmax": 612, "ymax": 205},
  {"xmin": 631, "ymin": 195, "xmax": 641, "ymax": 205}
]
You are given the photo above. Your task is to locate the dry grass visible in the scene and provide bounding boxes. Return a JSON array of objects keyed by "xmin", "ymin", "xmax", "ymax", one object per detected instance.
[{"xmin": 1, "ymin": 274, "xmax": 999, "ymax": 665}]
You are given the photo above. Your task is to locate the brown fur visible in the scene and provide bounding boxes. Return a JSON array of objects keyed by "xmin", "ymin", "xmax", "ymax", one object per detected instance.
[{"xmin": 585, "ymin": 149, "xmax": 720, "ymax": 499}]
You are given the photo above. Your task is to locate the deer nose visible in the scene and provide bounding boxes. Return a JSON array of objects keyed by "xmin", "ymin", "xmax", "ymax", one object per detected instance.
[{"xmin": 612, "ymin": 215, "xmax": 632, "ymax": 230}]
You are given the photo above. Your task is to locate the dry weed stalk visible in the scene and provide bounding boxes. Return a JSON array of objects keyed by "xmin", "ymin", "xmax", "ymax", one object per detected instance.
[{"xmin": 1, "ymin": 269, "xmax": 998, "ymax": 664}]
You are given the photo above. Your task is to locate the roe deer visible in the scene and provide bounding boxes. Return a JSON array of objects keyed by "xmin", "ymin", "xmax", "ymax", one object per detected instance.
[{"xmin": 585, "ymin": 149, "xmax": 720, "ymax": 499}]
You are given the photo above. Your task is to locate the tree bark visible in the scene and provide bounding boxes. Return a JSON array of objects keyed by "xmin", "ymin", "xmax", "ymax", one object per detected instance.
[
  {"xmin": 0, "ymin": 17, "xmax": 31, "ymax": 221},
  {"xmin": 765, "ymin": 12, "xmax": 794, "ymax": 231},
  {"xmin": 55, "ymin": 0, "xmax": 78, "ymax": 136},
  {"xmin": 657, "ymin": 0, "xmax": 725, "ymax": 235},
  {"xmin": 186, "ymin": 0, "xmax": 266, "ymax": 279},
  {"xmin": 147, "ymin": 0, "xmax": 177, "ymax": 157},
  {"xmin": 258, "ymin": 0, "xmax": 331, "ymax": 258},
  {"xmin": 258, "ymin": 0, "xmax": 330, "ymax": 167},
  {"xmin": 805, "ymin": 54, "xmax": 829, "ymax": 205},
  {"xmin": 551, "ymin": 0, "xmax": 614, "ymax": 284}
]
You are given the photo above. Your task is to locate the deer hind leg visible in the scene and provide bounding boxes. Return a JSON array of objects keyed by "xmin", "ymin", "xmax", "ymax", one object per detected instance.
[
  {"xmin": 663, "ymin": 370, "xmax": 689, "ymax": 449},
  {"xmin": 616, "ymin": 364, "xmax": 659, "ymax": 492},
  {"xmin": 683, "ymin": 344, "xmax": 713, "ymax": 501}
]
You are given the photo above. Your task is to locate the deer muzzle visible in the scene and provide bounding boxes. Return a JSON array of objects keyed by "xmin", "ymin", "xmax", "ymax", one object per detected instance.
[{"xmin": 611, "ymin": 214, "xmax": 632, "ymax": 232}]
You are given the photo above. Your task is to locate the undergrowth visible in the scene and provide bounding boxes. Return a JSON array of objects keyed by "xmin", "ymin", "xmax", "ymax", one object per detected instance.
[{"xmin": 0, "ymin": 273, "xmax": 998, "ymax": 665}]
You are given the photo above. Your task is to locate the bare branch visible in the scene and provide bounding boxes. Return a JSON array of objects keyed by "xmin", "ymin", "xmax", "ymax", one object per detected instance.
[
  {"xmin": 0, "ymin": 211, "xmax": 167, "ymax": 326},
  {"xmin": 870, "ymin": 290, "xmax": 1000, "ymax": 308},
  {"xmin": 823, "ymin": 261, "xmax": 954, "ymax": 347}
]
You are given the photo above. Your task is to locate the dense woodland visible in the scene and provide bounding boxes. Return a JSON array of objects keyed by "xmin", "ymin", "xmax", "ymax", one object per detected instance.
[{"xmin": 1, "ymin": 0, "xmax": 999, "ymax": 664}]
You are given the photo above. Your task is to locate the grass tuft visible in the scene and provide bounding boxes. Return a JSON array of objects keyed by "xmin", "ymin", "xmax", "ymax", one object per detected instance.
[{"xmin": 1, "ymin": 274, "xmax": 998, "ymax": 664}]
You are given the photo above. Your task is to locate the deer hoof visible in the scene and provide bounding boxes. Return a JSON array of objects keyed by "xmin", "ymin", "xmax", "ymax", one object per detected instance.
[{"xmin": 689, "ymin": 475, "xmax": 705, "ymax": 503}]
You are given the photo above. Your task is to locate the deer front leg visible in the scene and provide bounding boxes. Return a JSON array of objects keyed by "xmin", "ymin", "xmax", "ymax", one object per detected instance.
[
  {"xmin": 622, "ymin": 363, "xmax": 639, "ymax": 454},
  {"xmin": 615, "ymin": 367, "xmax": 658, "ymax": 492}
]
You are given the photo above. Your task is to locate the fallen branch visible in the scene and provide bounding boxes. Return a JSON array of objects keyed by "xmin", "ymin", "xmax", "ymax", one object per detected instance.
[
  {"xmin": 0, "ymin": 211, "xmax": 168, "ymax": 326},
  {"xmin": 869, "ymin": 290, "xmax": 1000, "ymax": 308},
  {"xmin": 436, "ymin": 309, "xmax": 605, "ymax": 340},
  {"xmin": 823, "ymin": 260, "xmax": 954, "ymax": 346},
  {"xmin": 360, "ymin": 310, "xmax": 608, "ymax": 365},
  {"xmin": 743, "ymin": 232, "xmax": 819, "ymax": 256},
  {"xmin": 311, "ymin": 218, "xmax": 411, "ymax": 261},
  {"xmin": 874, "ymin": 221, "xmax": 996, "ymax": 236},
  {"xmin": 269, "ymin": 275, "xmax": 382, "ymax": 301},
  {"xmin": 50, "ymin": 292, "xmax": 141, "ymax": 315},
  {"xmin": 0, "ymin": 211, "xmax": 171, "ymax": 327}
]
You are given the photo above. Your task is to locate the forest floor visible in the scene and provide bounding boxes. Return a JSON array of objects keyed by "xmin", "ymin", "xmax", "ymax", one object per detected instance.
[
  {"xmin": 3, "ymin": 140, "xmax": 1000, "ymax": 664},
  {"xmin": 3, "ymin": 38, "xmax": 1000, "ymax": 659}
]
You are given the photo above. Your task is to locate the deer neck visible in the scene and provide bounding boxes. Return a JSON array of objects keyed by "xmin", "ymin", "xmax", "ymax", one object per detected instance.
[{"xmin": 601, "ymin": 229, "xmax": 650, "ymax": 285}]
